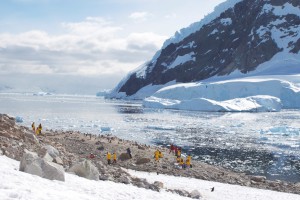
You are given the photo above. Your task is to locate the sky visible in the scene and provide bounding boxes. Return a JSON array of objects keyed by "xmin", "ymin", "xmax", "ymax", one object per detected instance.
[{"xmin": 0, "ymin": 0, "xmax": 226, "ymax": 93}]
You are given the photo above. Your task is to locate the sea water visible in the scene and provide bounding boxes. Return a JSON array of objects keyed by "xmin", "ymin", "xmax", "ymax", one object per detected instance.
[{"xmin": 1, "ymin": 93, "xmax": 300, "ymax": 182}]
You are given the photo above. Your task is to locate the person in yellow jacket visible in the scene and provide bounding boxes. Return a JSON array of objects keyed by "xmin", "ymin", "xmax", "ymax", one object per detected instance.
[
  {"xmin": 31, "ymin": 122, "xmax": 35, "ymax": 132},
  {"xmin": 159, "ymin": 150, "xmax": 163, "ymax": 158},
  {"xmin": 179, "ymin": 158, "xmax": 184, "ymax": 168},
  {"xmin": 35, "ymin": 123, "xmax": 42, "ymax": 135},
  {"xmin": 186, "ymin": 155, "xmax": 192, "ymax": 168},
  {"xmin": 107, "ymin": 152, "xmax": 111, "ymax": 165},
  {"xmin": 177, "ymin": 149, "xmax": 181, "ymax": 158},
  {"xmin": 154, "ymin": 150, "xmax": 160, "ymax": 162},
  {"xmin": 113, "ymin": 152, "xmax": 117, "ymax": 164}
]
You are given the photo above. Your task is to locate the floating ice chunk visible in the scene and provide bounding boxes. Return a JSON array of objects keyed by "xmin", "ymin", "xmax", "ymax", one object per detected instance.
[
  {"xmin": 100, "ymin": 126, "xmax": 113, "ymax": 132},
  {"xmin": 15, "ymin": 116, "xmax": 23, "ymax": 123},
  {"xmin": 260, "ymin": 126, "xmax": 300, "ymax": 136},
  {"xmin": 146, "ymin": 125, "xmax": 176, "ymax": 131}
]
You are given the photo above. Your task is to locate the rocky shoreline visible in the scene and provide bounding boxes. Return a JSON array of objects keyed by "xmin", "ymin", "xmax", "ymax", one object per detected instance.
[{"xmin": 1, "ymin": 114, "xmax": 300, "ymax": 196}]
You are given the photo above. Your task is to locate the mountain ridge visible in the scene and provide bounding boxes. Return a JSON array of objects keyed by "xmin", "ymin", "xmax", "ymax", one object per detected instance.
[{"xmin": 108, "ymin": 0, "xmax": 300, "ymax": 99}]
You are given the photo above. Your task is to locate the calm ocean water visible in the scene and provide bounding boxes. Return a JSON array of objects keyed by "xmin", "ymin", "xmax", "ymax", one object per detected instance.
[{"xmin": 1, "ymin": 93, "xmax": 300, "ymax": 182}]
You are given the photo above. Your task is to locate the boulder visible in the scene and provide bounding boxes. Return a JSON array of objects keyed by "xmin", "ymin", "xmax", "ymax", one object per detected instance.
[
  {"xmin": 153, "ymin": 181, "xmax": 164, "ymax": 189},
  {"xmin": 250, "ymin": 176, "xmax": 266, "ymax": 183},
  {"xmin": 118, "ymin": 175, "xmax": 130, "ymax": 184},
  {"xmin": 43, "ymin": 152, "xmax": 54, "ymax": 162},
  {"xmin": 189, "ymin": 190, "xmax": 202, "ymax": 199},
  {"xmin": 53, "ymin": 157, "xmax": 64, "ymax": 166},
  {"xmin": 68, "ymin": 160, "xmax": 99, "ymax": 181},
  {"xmin": 119, "ymin": 153, "xmax": 131, "ymax": 161},
  {"xmin": 41, "ymin": 160, "xmax": 65, "ymax": 181},
  {"xmin": 40, "ymin": 145, "xmax": 59, "ymax": 159},
  {"xmin": 24, "ymin": 131, "xmax": 39, "ymax": 144},
  {"xmin": 19, "ymin": 151, "xmax": 43, "ymax": 177},
  {"xmin": 136, "ymin": 158, "xmax": 150, "ymax": 165},
  {"xmin": 19, "ymin": 151, "xmax": 65, "ymax": 181}
]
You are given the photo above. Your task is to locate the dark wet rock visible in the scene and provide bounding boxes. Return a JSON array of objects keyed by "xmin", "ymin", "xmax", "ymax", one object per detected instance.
[
  {"xmin": 119, "ymin": 153, "xmax": 131, "ymax": 161},
  {"xmin": 136, "ymin": 158, "xmax": 151, "ymax": 165},
  {"xmin": 250, "ymin": 175, "xmax": 266, "ymax": 183}
]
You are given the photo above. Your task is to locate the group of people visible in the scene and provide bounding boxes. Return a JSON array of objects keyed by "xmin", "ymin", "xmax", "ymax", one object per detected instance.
[
  {"xmin": 152, "ymin": 144, "xmax": 192, "ymax": 169},
  {"xmin": 31, "ymin": 122, "xmax": 42, "ymax": 135},
  {"xmin": 88, "ymin": 147, "xmax": 133, "ymax": 166},
  {"xmin": 106, "ymin": 152, "xmax": 117, "ymax": 165},
  {"xmin": 170, "ymin": 144, "xmax": 192, "ymax": 169}
]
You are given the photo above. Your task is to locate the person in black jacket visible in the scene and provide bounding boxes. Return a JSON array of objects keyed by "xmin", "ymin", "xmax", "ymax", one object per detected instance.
[{"xmin": 126, "ymin": 148, "xmax": 132, "ymax": 158}]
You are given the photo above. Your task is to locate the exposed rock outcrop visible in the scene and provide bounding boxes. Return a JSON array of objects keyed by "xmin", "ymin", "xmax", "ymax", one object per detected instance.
[
  {"xmin": 68, "ymin": 160, "xmax": 99, "ymax": 181},
  {"xmin": 19, "ymin": 151, "xmax": 65, "ymax": 181}
]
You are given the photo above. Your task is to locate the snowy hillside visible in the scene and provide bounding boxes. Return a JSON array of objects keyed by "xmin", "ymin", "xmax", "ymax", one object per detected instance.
[
  {"xmin": 108, "ymin": 0, "xmax": 300, "ymax": 99},
  {"xmin": 1, "ymin": 155, "xmax": 300, "ymax": 200}
]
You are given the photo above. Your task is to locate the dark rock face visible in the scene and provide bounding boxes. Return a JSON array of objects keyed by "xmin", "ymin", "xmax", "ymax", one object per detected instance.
[{"xmin": 114, "ymin": 0, "xmax": 300, "ymax": 97}]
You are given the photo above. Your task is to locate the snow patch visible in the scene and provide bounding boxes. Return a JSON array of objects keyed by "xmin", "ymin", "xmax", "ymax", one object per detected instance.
[
  {"xmin": 220, "ymin": 18, "xmax": 232, "ymax": 26},
  {"xmin": 167, "ymin": 53, "xmax": 195, "ymax": 69}
]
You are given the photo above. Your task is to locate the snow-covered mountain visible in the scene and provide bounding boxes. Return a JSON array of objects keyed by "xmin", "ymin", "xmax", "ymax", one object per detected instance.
[{"xmin": 108, "ymin": 0, "xmax": 300, "ymax": 99}]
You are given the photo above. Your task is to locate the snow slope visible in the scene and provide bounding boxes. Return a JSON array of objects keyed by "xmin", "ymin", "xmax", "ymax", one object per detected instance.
[
  {"xmin": 1, "ymin": 155, "xmax": 300, "ymax": 200},
  {"xmin": 128, "ymin": 170, "xmax": 300, "ymax": 200},
  {"xmin": 143, "ymin": 78, "xmax": 300, "ymax": 111}
]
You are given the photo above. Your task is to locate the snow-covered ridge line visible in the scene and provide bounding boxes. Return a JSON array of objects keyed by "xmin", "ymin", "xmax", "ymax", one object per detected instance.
[{"xmin": 162, "ymin": 0, "xmax": 243, "ymax": 48}]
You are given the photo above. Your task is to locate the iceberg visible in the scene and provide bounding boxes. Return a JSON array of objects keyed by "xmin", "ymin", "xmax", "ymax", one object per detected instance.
[
  {"xmin": 143, "ymin": 95, "xmax": 281, "ymax": 112},
  {"xmin": 143, "ymin": 78, "xmax": 300, "ymax": 112}
]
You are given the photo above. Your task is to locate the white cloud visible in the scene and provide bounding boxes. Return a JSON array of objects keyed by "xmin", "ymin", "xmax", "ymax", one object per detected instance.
[
  {"xmin": 129, "ymin": 12, "xmax": 151, "ymax": 22},
  {"xmin": 0, "ymin": 17, "xmax": 167, "ymax": 76},
  {"xmin": 165, "ymin": 13, "xmax": 177, "ymax": 19}
]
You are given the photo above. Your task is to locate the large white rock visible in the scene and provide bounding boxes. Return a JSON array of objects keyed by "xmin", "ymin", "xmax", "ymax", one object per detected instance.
[
  {"xmin": 24, "ymin": 131, "xmax": 39, "ymax": 144},
  {"xmin": 19, "ymin": 151, "xmax": 65, "ymax": 181},
  {"xmin": 68, "ymin": 160, "xmax": 99, "ymax": 181},
  {"xmin": 41, "ymin": 145, "xmax": 60, "ymax": 159},
  {"xmin": 19, "ymin": 151, "xmax": 43, "ymax": 177},
  {"xmin": 41, "ymin": 160, "xmax": 65, "ymax": 181}
]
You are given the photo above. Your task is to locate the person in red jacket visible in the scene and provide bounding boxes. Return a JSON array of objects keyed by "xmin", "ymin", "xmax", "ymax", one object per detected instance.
[{"xmin": 169, "ymin": 144, "xmax": 175, "ymax": 154}]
